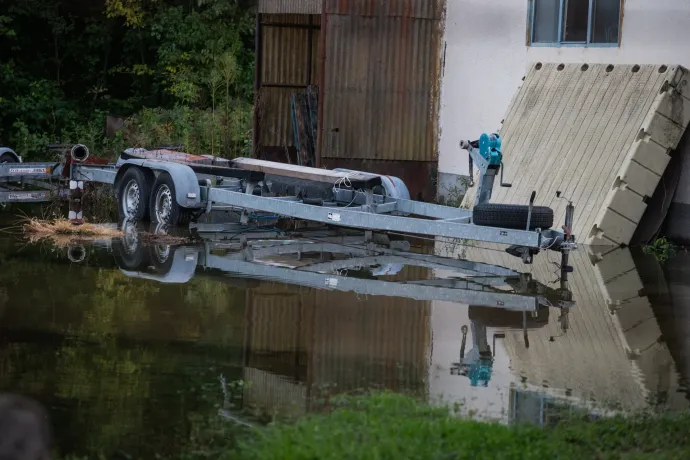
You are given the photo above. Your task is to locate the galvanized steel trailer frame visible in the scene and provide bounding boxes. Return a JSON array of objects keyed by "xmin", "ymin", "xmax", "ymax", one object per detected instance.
[
  {"xmin": 67, "ymin": 159, "xmax": 576, "ymax": 255},
  {"xmin": 1, "ymin": 141, "xmax": 577, "ymax": 258},
  {"xmin": 0, "ymin": 161, "xmax": 66, "ymax": 204}
]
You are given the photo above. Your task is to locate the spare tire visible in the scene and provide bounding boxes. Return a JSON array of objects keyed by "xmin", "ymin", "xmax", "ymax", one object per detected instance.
[{"xmin": 473, "ymin": 203, "xmax": 553, "ymax": 230}]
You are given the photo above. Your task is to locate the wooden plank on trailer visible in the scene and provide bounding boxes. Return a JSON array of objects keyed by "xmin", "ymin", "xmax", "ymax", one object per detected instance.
[{"xmin": 230, "ymin": 158, "xmax": 381, "ymax": 188}]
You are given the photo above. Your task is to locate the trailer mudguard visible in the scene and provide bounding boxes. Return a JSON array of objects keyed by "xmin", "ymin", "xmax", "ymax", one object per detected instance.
[
  {"xmin": 0, "ymin": 148, "xmax": 21, "ymax": 163},
  {"xmin": 115, "ymin": 158, "xmax": 203, "ymax": 208},
  {"xmin": 118, "ymin": 245, "xmax": 200, "ymax": 283}
]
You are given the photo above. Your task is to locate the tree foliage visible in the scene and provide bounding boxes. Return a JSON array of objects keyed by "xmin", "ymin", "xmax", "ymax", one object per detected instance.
[{"xmin": 0, "ymin": 0, "xmax": 255, "ymax": 159}]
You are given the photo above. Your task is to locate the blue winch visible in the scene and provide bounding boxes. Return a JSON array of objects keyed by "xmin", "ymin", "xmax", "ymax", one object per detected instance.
[{"xmin": 478, "ymin": 133, "xmax": 502, "ymax": 166}]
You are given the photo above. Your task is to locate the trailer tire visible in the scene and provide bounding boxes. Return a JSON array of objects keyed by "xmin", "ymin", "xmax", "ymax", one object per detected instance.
[
  {"xmin": 117, "ymin": 167, "xmax": 151, "ymax": 221},
  {"xmin": 149, "ymin": 172, "xmax": 193, "ymax": 226},
  {"xmin": 472, "ymin": 203, "xmax": 553, "ymax": 230},
  {"xmin": 112, "ymin": 238, "xmax": 149, "ymax": 271}
]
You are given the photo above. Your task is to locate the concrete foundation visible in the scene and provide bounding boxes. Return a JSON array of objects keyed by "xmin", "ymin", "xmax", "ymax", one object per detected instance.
[{"xmin": 437, "ymin": 172, "xmax": 470, "ymax": 206}]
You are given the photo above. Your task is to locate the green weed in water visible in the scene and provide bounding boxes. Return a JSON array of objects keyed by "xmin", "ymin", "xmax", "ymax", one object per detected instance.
[{"xmin": 643, "ymin": 237, "xmax": 678, "ymax": 263}]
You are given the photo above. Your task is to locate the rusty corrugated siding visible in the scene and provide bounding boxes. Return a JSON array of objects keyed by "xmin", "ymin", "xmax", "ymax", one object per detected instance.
[
  {"xmin": 257, "ymin": 14, "xmax": 320, "ymax": 151},
  {"xmin": 259, "ymin": 0, "xmax": 322, "ymax": 14},
  {"xmin": 324, "ymin": 0, "xmax": 444, "ymax": 19},
  {"xmin": 310, "ymin": 291, "xmax": 431, "ymax": 396},
  {"xmin": 243, "ymin": 265, "xmax": 432, "ymax": 406},
  {"xmin": 320, "ymin": 2, "xmax": 443, "ymax": 161},
  {"xmin": 246, "ymin": 286, "xmax": 310, "ymax": 376}
]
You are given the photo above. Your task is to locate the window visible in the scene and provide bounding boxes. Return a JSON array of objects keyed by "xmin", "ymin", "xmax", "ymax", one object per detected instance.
[{"xmin": 530, "ymin": 0, "xmax": 622, "ymax": 46}]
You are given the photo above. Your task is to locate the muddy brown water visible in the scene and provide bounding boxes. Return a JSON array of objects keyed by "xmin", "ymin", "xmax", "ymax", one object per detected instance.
[{"xmin": 0, "ymin": 219, "xmax": 689, "ymax": 458}]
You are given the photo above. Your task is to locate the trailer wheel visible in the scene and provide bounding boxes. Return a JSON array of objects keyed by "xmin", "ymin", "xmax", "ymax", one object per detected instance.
[
  {"xmin": 112, "ymin": 237, "xmax": 149, "ymax": 271},
  {"xmin": 117, "ymin": 167, "xmax": 151, "ymax": 221},
  {"xmin": 472, "ymin": 203, "xmax": 553, "ymax": 230},
  {"xmin": 149, "ymin": 244, "xmax": 174, "ymax": 274},
  {"xmin": 149, "ymin": 172, "xmax": 193, "ymax": 226}
]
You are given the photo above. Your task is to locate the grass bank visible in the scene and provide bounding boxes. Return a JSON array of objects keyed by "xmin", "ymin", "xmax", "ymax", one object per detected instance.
[{"xmin": 224, "ymin": 392, "xmax": 690, "ymax": 460}]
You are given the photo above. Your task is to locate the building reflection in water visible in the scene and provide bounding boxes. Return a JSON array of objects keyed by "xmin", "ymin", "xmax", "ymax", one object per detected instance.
[{"xmin": 236, "ymin": 243, "xmax": 690, "ymax": 425}]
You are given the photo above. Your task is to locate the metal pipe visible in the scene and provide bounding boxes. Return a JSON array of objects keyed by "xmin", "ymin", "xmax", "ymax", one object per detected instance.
[{"xmin": 70, "ymin": 144, "xmax": 89, "ymax": 163}]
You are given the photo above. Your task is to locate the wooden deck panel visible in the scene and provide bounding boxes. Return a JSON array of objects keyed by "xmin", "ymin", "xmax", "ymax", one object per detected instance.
[{"xmin": 463, "ymin": 64, "xmax": 690, "ymax": 246}]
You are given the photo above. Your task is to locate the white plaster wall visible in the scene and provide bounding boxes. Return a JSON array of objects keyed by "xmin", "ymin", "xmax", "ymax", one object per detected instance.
[
  {"xmin": 428, "ymin": 299, "xmax": 513, "ymax": 422},
  {"xmin": 428, "ymin": 266, "xmax": 513, "ymax": 422},
  {"xmin": 439, "ymin": 0, "xmax": 690, "ymax": 178}
]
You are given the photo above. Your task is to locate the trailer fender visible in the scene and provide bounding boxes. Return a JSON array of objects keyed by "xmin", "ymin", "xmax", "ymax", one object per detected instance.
[
  {"xmin": 0, "ymin": 148, "xmax": 21, "ymax": 163},
  {"xmin": 115, "ymin": 159, "xmax": 202, "ymax": 209},
  {"xmin": 333, "ymin": 168, "xmax": 410, "ymax": 200},
  {"xmin": 119, "ymin": 245, "xmax": 199, "ymax": 284}
]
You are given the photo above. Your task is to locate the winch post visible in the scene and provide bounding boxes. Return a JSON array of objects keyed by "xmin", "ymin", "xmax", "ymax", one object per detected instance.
[{"xmin": 459, "ymin": 133, "xmax": 505, "ymax": 207}]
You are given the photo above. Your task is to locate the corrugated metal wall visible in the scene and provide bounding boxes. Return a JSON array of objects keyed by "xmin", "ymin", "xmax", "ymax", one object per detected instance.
[
  {"xmin": 259, "ymin": 0, "xmax": 322, "ymax": 14},
  {"xmin": 245, "ymin": 287, "xmax": 310, "ymax": 380},
  {"xmin": 310, "ymin": 277, "xmax": 431, "ymax": 396},
  {"xmin": 324, "ymin": 0, "xmax": 443, "ymax": 18},
  {"xmin": 256, "ymin": 14, "xmax": 321, "ymax": 154},
  {"xmin": 320, "ymin": 0, "xmax": 444, "ymax": 162}
]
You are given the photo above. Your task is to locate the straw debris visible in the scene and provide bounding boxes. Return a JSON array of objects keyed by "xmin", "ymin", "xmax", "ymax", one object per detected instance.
[{"xmin": 22, "ymin": 218, "xmax": 122, "ymax": 238}]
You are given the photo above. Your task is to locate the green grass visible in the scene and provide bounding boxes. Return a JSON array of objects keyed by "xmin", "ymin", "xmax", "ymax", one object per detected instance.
[{"xmin": 227, "ymin": 392, "xmax": 690, "ymax": 460}]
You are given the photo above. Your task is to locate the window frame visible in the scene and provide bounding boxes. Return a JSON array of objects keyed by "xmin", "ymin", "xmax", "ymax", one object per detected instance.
[{"xmin": 527, "ymin": 0, "xmax": 624, "ymax": 48}]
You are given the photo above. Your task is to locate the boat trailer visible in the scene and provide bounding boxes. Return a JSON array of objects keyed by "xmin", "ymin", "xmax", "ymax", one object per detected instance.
[{"xmin": 1, "ymin": 133, "xmax": 578, "ymax": 264}]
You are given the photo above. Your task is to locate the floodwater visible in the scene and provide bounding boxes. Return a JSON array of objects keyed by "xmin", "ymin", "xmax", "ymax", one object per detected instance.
[{"xmin": 1, "ymin": 219, "xmax": 689, "ymax": 458}]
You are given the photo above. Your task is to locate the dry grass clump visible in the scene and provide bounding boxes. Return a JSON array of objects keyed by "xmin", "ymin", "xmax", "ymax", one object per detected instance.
[{"xmin": 22, "ymin": 217, "xmax": 122, "ymax": 238}]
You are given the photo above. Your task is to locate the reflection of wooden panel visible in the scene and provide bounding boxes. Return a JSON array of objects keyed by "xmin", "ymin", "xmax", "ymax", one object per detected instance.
[
  {"xmin": 456, "ymin": 243, "xmax": 647, "ymax": 410},
  {"xmin": 453, "ymin": 243, "xmax": 689, "ymax": 412}
]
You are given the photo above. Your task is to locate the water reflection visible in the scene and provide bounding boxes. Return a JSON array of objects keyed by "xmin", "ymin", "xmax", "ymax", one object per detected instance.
[{"xmin": 0, "ymin": 228, "xmax": 689, "ymax": 457}]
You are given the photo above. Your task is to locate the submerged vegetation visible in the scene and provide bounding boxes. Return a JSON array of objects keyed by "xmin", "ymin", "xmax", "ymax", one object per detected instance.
[{"xmin": 0, "ymin": 0, "xmax": 255, "ymax": 160}]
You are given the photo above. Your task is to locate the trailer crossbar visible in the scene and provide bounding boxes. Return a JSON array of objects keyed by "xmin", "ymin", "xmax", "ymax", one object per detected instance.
[
  {"xmin": 201, "ymin": 254, "xmax": 539, "ymax": 311},
  {"xmin": 207, "ymin": 187, "xmax": 542, "ymax": 248},
  {"xmin": 0, "ymin": 163, "xmax": 56, "ymax": 180}
]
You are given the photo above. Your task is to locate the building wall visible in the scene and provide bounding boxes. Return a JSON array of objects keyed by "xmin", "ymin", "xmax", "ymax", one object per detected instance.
[
  {"xmin": 255, "ymin": 14, "xmax": 320, "ymax": 159},
  {"xmin": 428, "ymin": 297, "xmax": 512, "ymax": 423},
  {"xmin": 320, "ymin": 10, "xmax": 442, "ymax": 162},
  {"xmin": 438, "ymin": 0, "xmax": 690, "ymax": 197}
]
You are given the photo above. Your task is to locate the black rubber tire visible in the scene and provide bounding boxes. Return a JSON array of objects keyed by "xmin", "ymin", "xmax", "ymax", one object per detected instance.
[
  {"xmin": 116, "ymin": 167, "xmax": 151, "ymax": 221},
  {"xmin": 149, "ymin": 172, "xmax": 193, "ymax": 226},
  {"xmin": 473, "ymin": 203, "xmax": 554, "ymax": 230},
  {"xmin": 148, "ymin": 245, "xmax": 175, "ymax": 275},
  {"xmin": 112, "ymin": 238, "xmax": 150, "ymax": 272}
]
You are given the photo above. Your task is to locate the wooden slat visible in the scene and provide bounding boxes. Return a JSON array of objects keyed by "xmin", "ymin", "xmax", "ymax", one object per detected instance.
[{"xmin": 231, "ymin": 157, "xmax": 380, "ymax": 187}]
